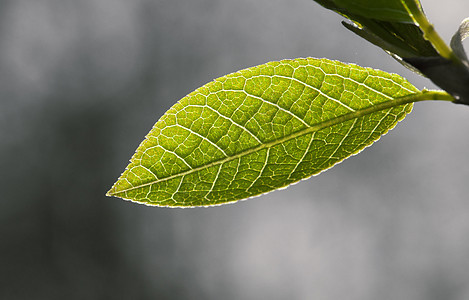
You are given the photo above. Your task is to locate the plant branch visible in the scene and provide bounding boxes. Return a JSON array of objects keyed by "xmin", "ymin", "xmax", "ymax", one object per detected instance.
[{"xmin": 401, "ymin": 0, "xmax": 460, "ymax": 63}]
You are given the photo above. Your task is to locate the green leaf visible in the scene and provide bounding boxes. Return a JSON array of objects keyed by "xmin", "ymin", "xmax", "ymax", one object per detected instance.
[
  {"xmin": 312, "ymin": 0, "xmax": 438, "ymax": 60},
  {"xmin": 313, "ymin": 0, "xmax": 421, "ymax": 23},
  {"xmin": 107, "ymin": 58, "xmax": 419, "ymax": 207},
  {"xmin": 333, "ymin": 0, "xmax": 417, "ymax": 23}
]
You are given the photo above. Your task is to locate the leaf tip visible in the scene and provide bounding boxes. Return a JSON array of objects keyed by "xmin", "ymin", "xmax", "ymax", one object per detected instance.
[
  {"xmin": 105, "ymin": 187, "xmax": 115, "ymax": 197},
  {"xmin": 105, "ymin": 180, "xmax": 123, "ymax": 198}
]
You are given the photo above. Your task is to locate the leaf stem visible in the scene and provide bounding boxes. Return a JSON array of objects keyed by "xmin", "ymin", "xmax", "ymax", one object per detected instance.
[
  {"xmin": 372, "ymin": 90, "xmax": 455, "ymax": 111},
  {"xmin": 323, "ymin": 90, "xmax": 455, "ymax": 133},
  {"xmin": 402, "ymin": 0, "xmax": 460, "ymax": 63}
]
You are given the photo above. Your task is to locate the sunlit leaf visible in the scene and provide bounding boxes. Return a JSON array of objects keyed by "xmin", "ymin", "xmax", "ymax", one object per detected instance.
[{"xmin": 107, "ymin": 58, "xmax": 418, "ymax": 207}]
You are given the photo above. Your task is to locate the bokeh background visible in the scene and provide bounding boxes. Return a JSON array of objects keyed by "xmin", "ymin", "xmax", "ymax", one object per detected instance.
[{"xmin": 1, "ymin": 0, "xmax": 469, "ymax": 299}]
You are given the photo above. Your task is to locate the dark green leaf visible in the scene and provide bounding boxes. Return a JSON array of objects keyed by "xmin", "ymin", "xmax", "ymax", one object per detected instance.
[
  {"xmin": 333, "ymin": 0, "xmax": 415, "ymax": 23},
  {"xmin": 312, "ymin": 0, "xmax": 438, "ymax": 59}
]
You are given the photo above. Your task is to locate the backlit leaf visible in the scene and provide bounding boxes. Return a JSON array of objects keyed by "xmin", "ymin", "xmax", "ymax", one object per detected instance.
[{"xmin": 107, "ymin": 58, "xmax": 418, "ymax": 207}]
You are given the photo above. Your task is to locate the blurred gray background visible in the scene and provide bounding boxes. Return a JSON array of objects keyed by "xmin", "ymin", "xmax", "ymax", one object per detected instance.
[{"xmin": 1, "ymin": 0, "xmax": 469, "ymax": 299}]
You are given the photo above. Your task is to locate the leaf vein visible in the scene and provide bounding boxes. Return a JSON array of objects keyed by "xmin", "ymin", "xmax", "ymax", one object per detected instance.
[
  {"xmin": 271, "ymin": 74, "xmax": 357, "ymax": 112},
  {"xmin": 166, "ymin": 124, "xmax": 228, "ymax": 157},
  {"xmin": 222, "ymin": 89, "xmax": 310, "ymax": 128},
  {"xmin": 288, "ymin": 132, "xmax": 316, "ymax": 180},
  {"xmin": 184, "ymin": 103, "xmax": 263, "ymax": 144}
]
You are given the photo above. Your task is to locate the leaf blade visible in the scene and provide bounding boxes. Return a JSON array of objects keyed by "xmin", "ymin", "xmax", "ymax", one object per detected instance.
[
  {"xmin": 333, "ymin": 0, "xmax": 416, "ymax": 23},
  {"xmin": 107, "ymin": 58, "xmax": 418, "ymax": 207}
]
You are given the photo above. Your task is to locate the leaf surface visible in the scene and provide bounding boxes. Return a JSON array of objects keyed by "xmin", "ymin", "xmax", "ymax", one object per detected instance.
[
  {"xmin": 312, "ymin": 0, "xmax": 422, "ymax": 23},
  {"xmin": 333, "ymin": 0, "xmax": 415, "ymax": 23},
  {"xmin": 313, "ymin": 0, "xmax": 437, "ymax": 61},
  {"xmin": 107, "ymin": 58, "xmax": 418, "ymax": 207}
]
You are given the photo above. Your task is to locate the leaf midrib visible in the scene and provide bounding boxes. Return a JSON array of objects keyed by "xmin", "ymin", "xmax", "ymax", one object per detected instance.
[{"xmin": 108, "ymin": 94, "xmax": 419, "ymax": 197}]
